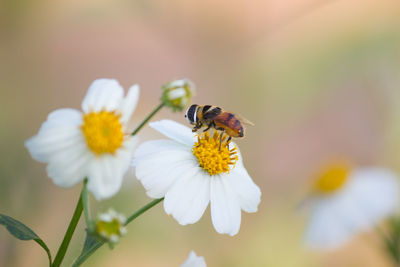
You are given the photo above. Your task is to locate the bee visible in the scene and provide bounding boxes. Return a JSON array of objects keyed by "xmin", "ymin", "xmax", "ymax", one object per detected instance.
[{"xmin": 185, "ymin": 104, "xmax": 254, "ymax": 149}]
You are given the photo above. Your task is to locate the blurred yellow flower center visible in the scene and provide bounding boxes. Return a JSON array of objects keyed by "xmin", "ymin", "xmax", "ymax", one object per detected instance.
[
  {"xmin": 82, "ymin": 111, "xmax": 124, "ymax": 155},
  {"xmin": 192, "ymin": 132, "xmax": 238, "ymax": 176},
  {"xmin": 96, "ymin": 218, "xmax": 122, "ymax": 237},
  {"xmin": 314, "ymin": 164, "xmax": 351, "ymax": 194}
]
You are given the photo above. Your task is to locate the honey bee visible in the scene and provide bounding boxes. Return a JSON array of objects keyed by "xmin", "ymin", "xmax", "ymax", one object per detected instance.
[{"xmin": 185, "ymin": 104, "xmax": 254, "ymax": 149}]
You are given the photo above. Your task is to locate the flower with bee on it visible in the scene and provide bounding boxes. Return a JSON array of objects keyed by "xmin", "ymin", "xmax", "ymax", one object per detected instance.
[
  {"xmin": 303, "ymin": 162, "xmax": 399, "ymax": 249},
  {"xmin": 25, "ymin": 79, "xmax": 139, "ymax": 200},
  {"xmin": 132, "ymin": 120, "xmax": 261, "ymax": 236},
  {"xmin": 161, "ymin": 79, "xmax": 195, "ymax": 111}
]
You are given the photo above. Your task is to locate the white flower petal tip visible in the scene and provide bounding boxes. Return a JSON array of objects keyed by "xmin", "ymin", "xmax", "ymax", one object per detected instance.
[
  {"xmin": 82, "ymin": 79, "xmax": 124, "ymax": 113},
  {"xmin": 26, "ymin": 79, "xmax": 140, "ymax": 200},
  {"xmin": 120, "ymin": 84, "xmax": 140, "ymax": 124},
  {"xmin": 149, "ymin": 120, "xmax": 196, "ymax": 146},
  {"xmin": 181, "ymin": 251, "xmax": 207, "ymax": 267},
  {"xmin": 304, "ymin": 166, "xmax": 400, "ymax": 249},
  {"xmin": 134, "ymin": 120, "xmax": 260, "ymax": 236},
  {"xmin": 210, "ymin": 177, "xmax": 242, "ymax": 236}
]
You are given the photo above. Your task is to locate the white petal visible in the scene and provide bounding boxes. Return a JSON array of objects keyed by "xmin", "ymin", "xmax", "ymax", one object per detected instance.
[
  {"xmin": 149, "ymin": 120, "xmax": 196, "ymax": 146},
  {"xmin": 305, "ymin": 167, "xmax": 399, "ymax": 249},
  {"xmin": 210, "ymin": 176, "xmax": 241, "ymax": 236},
  {"xmin": 119, "ymin": 84, "xmax": 140, "ymax": 124},
  {"xmin": 134, "ymin": 139, "xmax": 186, "ymax": 160},
  {"xmin": 167, "ymin": 88, "xmax": 186, "ymax": 100},
  {"xmin": 135, "ymin": 142, "xmax": 197, "ymax": 198},
  {"xmin": 47, "ymin": 146, "xmax": 93, "ymax": 188},
  {"xmin": 347, "ymin": 168, "xmax": 399, "ymax": 218},
  {"xmin": 122, "ymin": 136, "xmax": 139, "ymax": 153},
  {"xmin": 87, "ymin": 156, "xmax": 121, "ymax": 200},
  {"xmin": 25, "ymin": 108, "xmax": 83, "ymax": 163},
  {"xmin": 304, "ymin": 197, "xmax": 355, "ymax": 249},
  {"xmin": 169, "ymin": 79, "xmax": 186, "ymax": 88},
  {"xmin": 44, "ymin": 108, "xmax": 82, "ymax": 129},
  {"xmin": 181, "ymin": 251, "xmax": 207, "ymax": 267},
  {"xmin": 164, "ymin": 169, "xmax": 210, "ymax": 225},
  {"xmin": 81, "ymin": 79, "xmax": 124, "ymax": 113},
  {"xmin": 87, "ymin": 139, "xmax": 135, "ymax": 200},
  {"xmin": 229, "ymin": 167, "xmax": 261, "ymax": 213}
]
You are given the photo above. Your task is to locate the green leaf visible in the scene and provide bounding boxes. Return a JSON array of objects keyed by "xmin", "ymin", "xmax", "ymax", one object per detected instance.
[
  {"xmin": 72, "ymin": 231, "xmax": 104, "ymax": 267},
  {"xmin": 0, "ymin": 214, "xmax": 52, "ymax": 265}
]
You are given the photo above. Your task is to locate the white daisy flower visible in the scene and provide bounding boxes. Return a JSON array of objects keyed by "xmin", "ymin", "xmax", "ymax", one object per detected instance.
[
  {"xmin": 181, "ymin": 251, "xmax": 206, "ymax": 267},
  {"xmin": 304, "ymin": 163, "xmax": 399, "ymax": 249},
  {"xmin": 25, "ymin": 79, "xmax": 139, "ymax": 200},
  {"xmin": 133, "ymin": 120, "xmax": 261, "ymax": 236}
]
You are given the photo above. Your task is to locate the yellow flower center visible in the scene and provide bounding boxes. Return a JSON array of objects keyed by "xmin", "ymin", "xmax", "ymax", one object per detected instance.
[
  {"xmin": 192, "ymin": 132, "xmax": 238, "ymax": 176},
  {"xmin": 81, "ymin": 111, "xmax": 124, "ymax": 155},
  {"xmin": 313, "ymin": 164, "xmax": 351, "ymax": 194},
  {"xmin": 96, "ymin": 218, "xmax": 123, "ymax": 238}
]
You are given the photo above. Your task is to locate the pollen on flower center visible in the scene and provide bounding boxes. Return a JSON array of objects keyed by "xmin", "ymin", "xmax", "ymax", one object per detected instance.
[
  {"xmin": 314, "ymin": 163, "xmax": 351, "ymax": 194},
  {"xmin": 82, "ymin": 111, "xmax": 124, "ymax": 155},
  {"xmin": 192, "ymin": 132, "xmax": 238, "ymax": 176}
]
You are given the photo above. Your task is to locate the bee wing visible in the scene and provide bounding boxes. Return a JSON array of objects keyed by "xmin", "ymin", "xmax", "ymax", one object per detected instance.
[
  {"xmin": 226, "ymin": 111, "xmax": 254, "ymax": 126},
  {"xmin": 203, "ymin": 107, "xmax": 222, "ymax": 120},
  {"xmin": 239, "ymin": 115, "xmax": 255, "ymax": 126}
]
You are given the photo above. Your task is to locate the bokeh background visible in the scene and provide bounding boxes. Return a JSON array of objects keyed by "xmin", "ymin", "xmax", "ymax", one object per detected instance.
[{"xmin": 1, "ymin": 0, "xmax": 400, "ymax": 266}]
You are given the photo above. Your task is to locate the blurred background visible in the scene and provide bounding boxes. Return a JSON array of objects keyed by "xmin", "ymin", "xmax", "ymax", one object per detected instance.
[{"xmin": 1, "ymin": 0, "xmax": 400, "ymax": 266}]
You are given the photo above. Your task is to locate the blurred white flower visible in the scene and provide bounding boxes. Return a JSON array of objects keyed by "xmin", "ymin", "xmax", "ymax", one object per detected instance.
[
  {"xmin": 25, "ymin": 79, "xmax": 139, "ymax": 200},
  {"xmin": 133, "ymin": 120, "xmax": 261, "ymax": 236},
  {"xmin": 304, "ymin": 164, "xmax": 399, "ymax": 249},
  {"xmin": 181, "ymin": 251, "xmax": 206, "ymax": 267},
  {"xmin": 95, "ymin": 209, "xmax": 127, "ymax": 245},
  {"xmin": 161, "ymin": 79, "xmax": 195, "ymax": 111}
]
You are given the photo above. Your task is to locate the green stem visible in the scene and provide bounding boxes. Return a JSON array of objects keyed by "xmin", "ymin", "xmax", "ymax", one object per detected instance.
[
  {"xmin": 131, "ymin": 103, "xmax": 164, "ymax": 136},
  {"xmin": 52, "ymin": 192, "xmax": 83, "ymax": 267},
  {"xmin": 82, "ymin": 180, "xmax": 93, "ymax": 232},
  {"xmin": 72, "ymin": 241, "xmax": 104, "ymax": 267},
  {"xmin": 72, "ymin": 198, "xmax": 163, "ymax": 266},
  {"xmin": 125, "ymin": 198, "xmax": 164, "ymax": 224}
]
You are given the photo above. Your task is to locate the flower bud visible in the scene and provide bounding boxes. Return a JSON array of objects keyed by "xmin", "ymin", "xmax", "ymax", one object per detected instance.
[
  {"xmin": 95, "ymin": 209, "xmax": 127, "ymax": 247},
  {"xmin": 161, "ymin": 79, "xmax": 195, "ymax": 111}
]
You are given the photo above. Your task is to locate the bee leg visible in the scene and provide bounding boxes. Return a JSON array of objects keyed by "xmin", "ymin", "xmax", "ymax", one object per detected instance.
[
  {"xmin": 226, "ymin": 136, "xmax": 232, "ymax": 148},
  {"xmin": 203, "ymin": 124, "xmax": 212, "ymax": 132},
  {"xmin": 219, "ymin": 131, "xmax": 226, "ymax": 151},
  {"xmin": 212, "ymin": 126, "xmax": 225, "ymax": 151}
]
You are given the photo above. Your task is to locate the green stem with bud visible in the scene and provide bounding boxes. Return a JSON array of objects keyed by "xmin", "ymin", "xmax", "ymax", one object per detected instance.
[
  {"xmin": 131, "ymin": 102, "xmax": 165, "ymax": 136},
  {"xmin": 72, "ymin": 198, "xmax": 164, "ymax": 266}
]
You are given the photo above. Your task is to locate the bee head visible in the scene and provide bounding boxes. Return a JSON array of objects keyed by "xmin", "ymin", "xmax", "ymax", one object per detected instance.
[{"xmin": 185, "ymin": 104, "xmax": 198, "ymax": 125}]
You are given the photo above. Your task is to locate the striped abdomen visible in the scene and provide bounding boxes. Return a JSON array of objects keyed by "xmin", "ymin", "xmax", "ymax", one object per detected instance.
[{"xmin": 214, "ymin": 112, "xmax": 244, "ymax": 138}]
